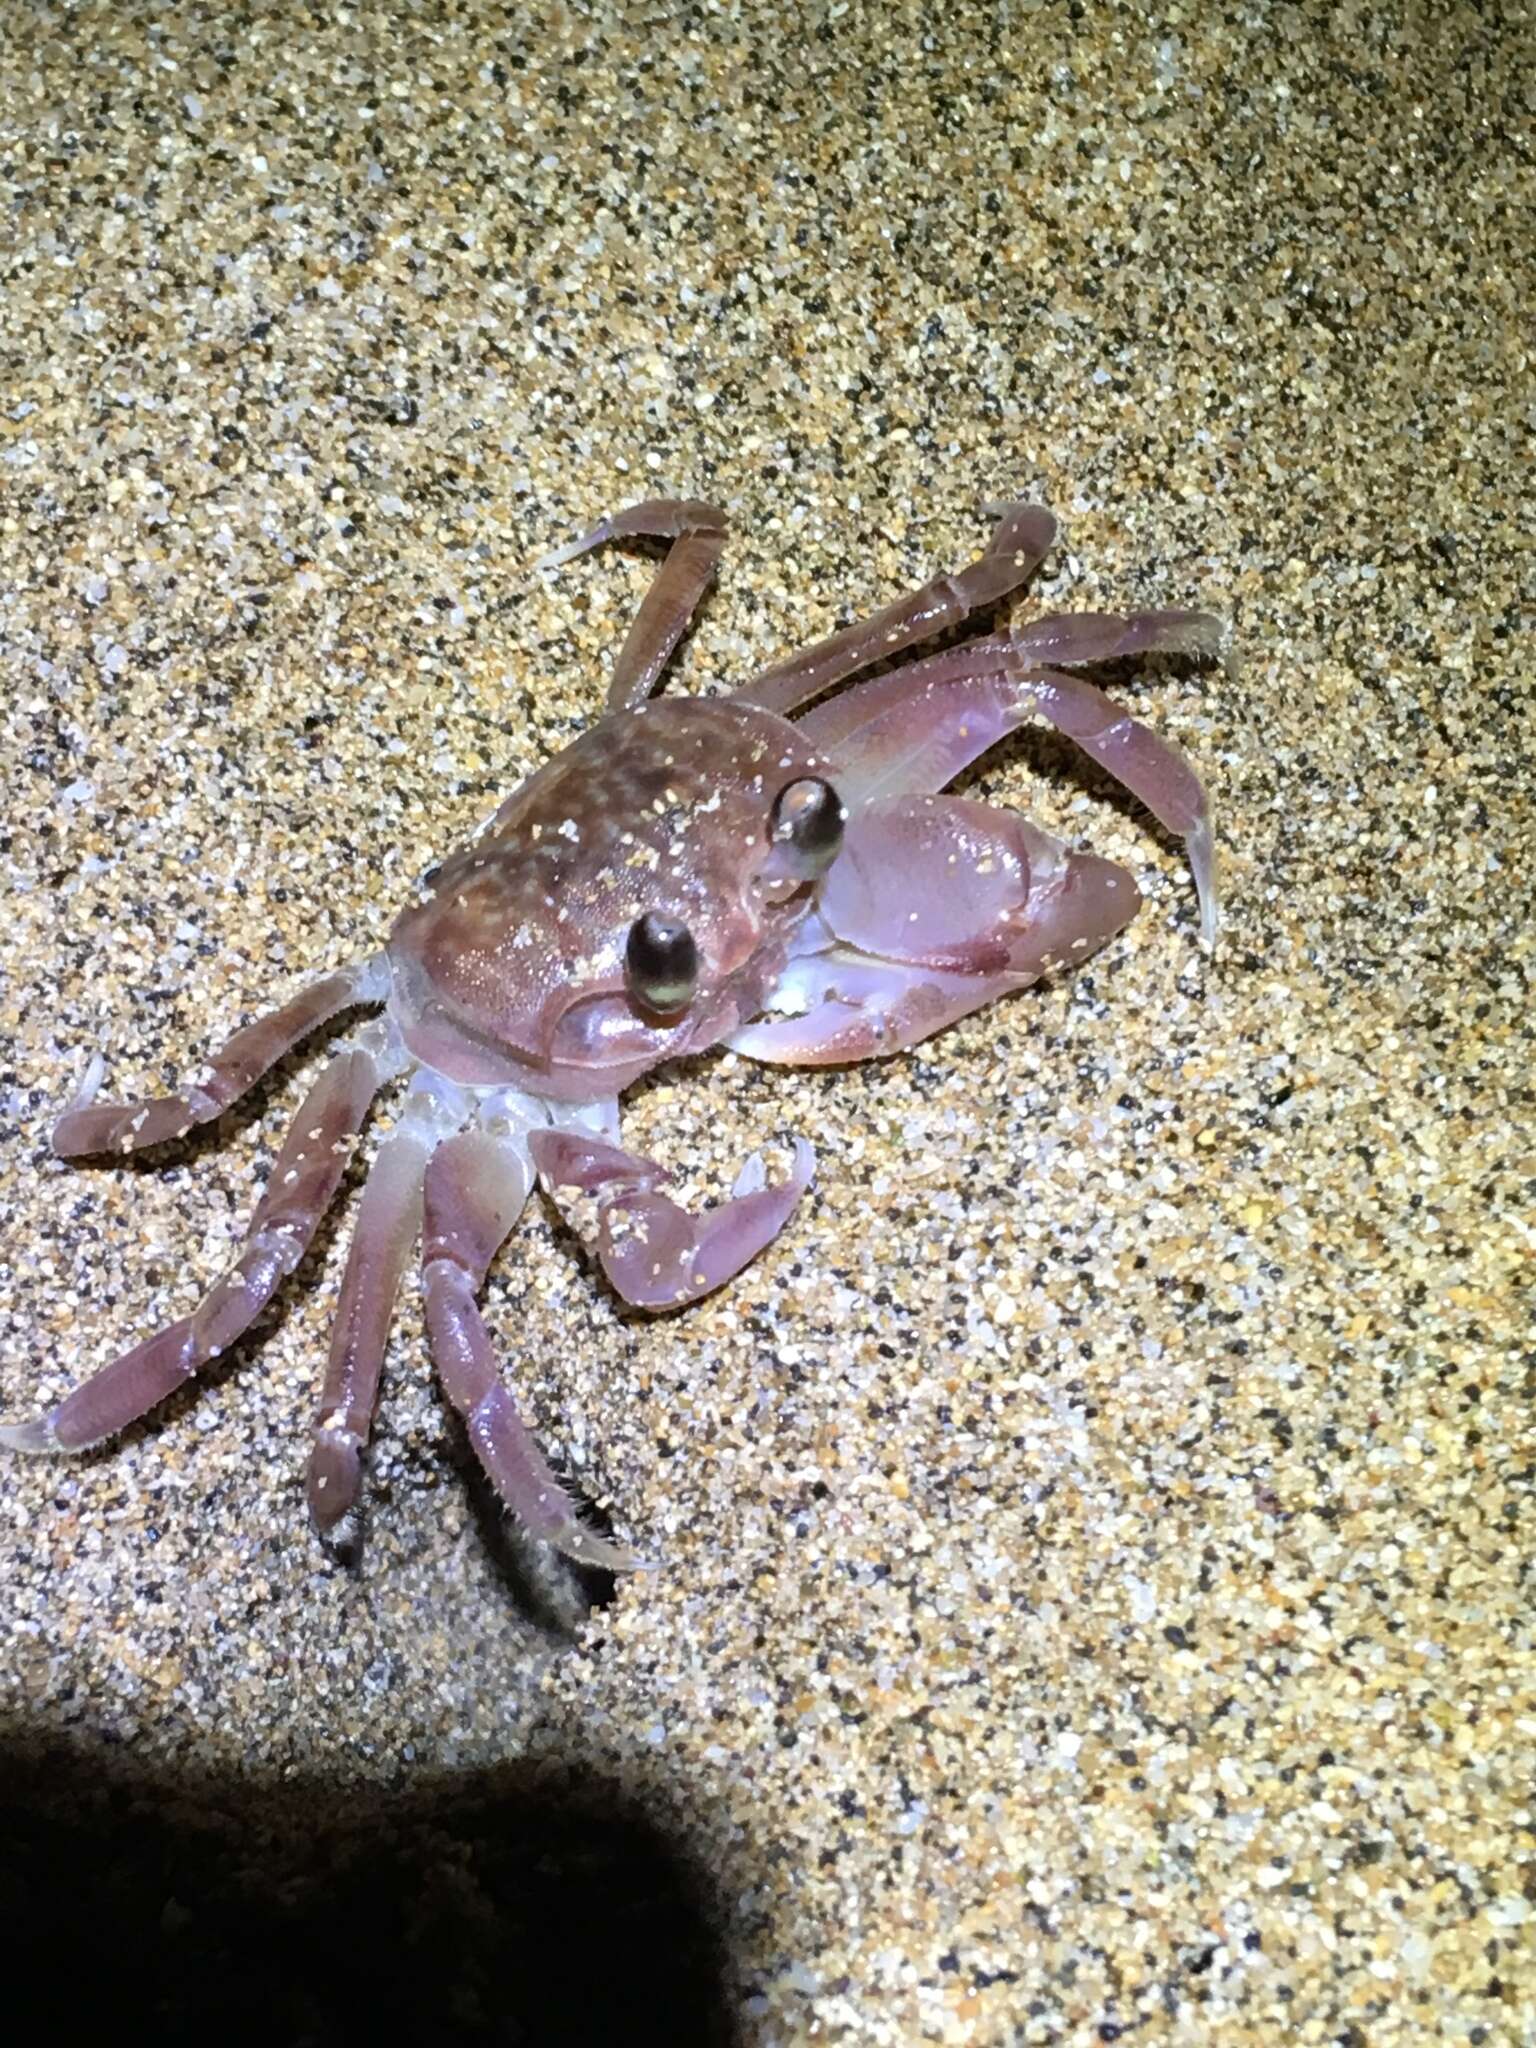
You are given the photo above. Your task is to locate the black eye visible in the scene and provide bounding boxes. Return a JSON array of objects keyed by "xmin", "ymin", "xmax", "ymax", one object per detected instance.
[
  {"xmin": 625, "ymin": 912, "xmax": 698, "ymax": 1015},
  {"xmin": 769, "ymin": 776, "xmax": 845, "ymax": 881}
]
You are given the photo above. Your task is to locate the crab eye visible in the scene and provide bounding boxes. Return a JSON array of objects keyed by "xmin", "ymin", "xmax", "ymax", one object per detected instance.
[
  {"xmin": 624, "ymin": 912, "xmax": 698, "ymax": 1015},
  {"xmin": 768, "ymin": 776, "xmax": 845, "ymax": 881}
]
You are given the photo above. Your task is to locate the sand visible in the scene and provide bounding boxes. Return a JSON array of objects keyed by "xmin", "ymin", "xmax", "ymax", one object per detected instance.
[{"xmin": 0, "ymin": 4, "xmax": 1529, "ymax": 2041}]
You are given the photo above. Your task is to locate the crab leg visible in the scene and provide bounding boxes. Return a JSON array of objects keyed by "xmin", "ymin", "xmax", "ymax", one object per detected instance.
[
  {"xmin": 528, "ymin": 1129, "xmax": 815, "ymax": 1312},
  {"xmin": 734, "ymin": 501, "xmax": 1058, "ymax": 718},
  {"xmin": 305, "ymin": 1070, "xmax": 470, "ymax": 1546},
  {"xmin": 53, "ymin": 957, "xmax": 388, "ymax": 1159},
  {"xmin": 797, "ymin": 639, "xmax": 1218, "ymax": 942},
  {"xmin": 1007, "ymin": 607, "xmax": 1223, "ymax": 668},
  {"xmin": 421, "ymin": 1128, "xmax": 639, "ymax": 1570},
  {"xmin": 797, "ymin": 617, "xmax": 1218, "ymax": 757},
  {"xmin": 537, "ymin": 498, "xmax": 729, "ymax": 713},
  {"xmin": 2, "ymin": 1024, "xmax": 395, "ymax": 1456}
]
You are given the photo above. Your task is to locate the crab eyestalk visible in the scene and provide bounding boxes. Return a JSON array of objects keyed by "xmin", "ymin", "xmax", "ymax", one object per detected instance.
[
  {"xmin": 624, "ymin": 912, "xmax": 700, "ymax": 1015},
  {"xmin": 761, "ymin": 774, "xmax": 847, "ymax": 890}
]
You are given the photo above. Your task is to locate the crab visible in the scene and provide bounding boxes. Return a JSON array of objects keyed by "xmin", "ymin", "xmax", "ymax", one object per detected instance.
[{"xmin": 3, "ymin": 499, "xmax": 1219, "ymax": 1567}]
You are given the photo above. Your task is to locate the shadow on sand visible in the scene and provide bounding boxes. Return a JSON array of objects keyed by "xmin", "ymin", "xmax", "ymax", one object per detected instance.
[{"xmin": 0, "ymin": 1729, "xmax": 738, "ymax": 2046}]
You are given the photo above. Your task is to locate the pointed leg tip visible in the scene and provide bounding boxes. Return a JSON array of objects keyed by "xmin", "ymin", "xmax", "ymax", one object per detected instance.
[
  {"xmin": 308, "ymin": 1433, "xmax": 364, "ymax": 1547},
  {"xmin": 559, "ymin": 1525, "xmax": 654, "ymax": 1574},
  {"xmin": 1185, "ymin": 815, "xmax": 1219, "ymax": 952},
  {"xmin": 318, "ymin": 1508, "xmax": 364, "ymax": 1564},
  {"xmin": 533, "ymin": 519, "xmax": 612, "ymax": 573},
  {"xmin": 1163, "ymin": 611, "xmax": 1227, "ymax": 662},
  {"xmin": 533, "ymin": 542, "xmax": 580, "ymax": 573},
  {"xmin": 610, "ymin": 1548, "xmax": 662, "ymax": 1575},
  {"xmin": 54, "ymin": 1052, "xmax": 107, "ymax": 1149},
  {"xmin": 0, "ymin": 1416, "xmax": 61, "ymax": 1455},
  {"xmin": 310, "ymin": 1465, "xmax": 365, "ymax": 1560},
  {"xmin": 980, "ymin": 499, "xmax": 1059, "ymax": 555},
  {"xmin": 731, "ymin": 1138, "xmax": 814, "ymax": 1202}
]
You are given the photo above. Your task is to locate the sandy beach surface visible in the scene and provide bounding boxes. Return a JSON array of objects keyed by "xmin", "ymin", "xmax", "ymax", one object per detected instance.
[{"xmin": 0, "ymin": 5, "xmax": 1529, "ymax": 2041}]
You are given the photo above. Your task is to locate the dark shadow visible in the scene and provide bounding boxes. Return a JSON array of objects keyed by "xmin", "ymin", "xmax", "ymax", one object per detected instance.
[{"xmin": 0, "ymin": 1731, "xmax": 737, "ymax": 2047}]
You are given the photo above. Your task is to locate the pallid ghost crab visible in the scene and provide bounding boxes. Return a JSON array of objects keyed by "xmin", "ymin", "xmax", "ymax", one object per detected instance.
[{"xmin": 4, "ymin": 500, "xmax": 1219, "ymax": 1566}]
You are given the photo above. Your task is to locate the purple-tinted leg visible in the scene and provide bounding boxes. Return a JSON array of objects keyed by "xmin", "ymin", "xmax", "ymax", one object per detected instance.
[
  {"xmin": 1007, "ymin": 608, "xmax": 1223, "ymax": 668},
  {"xmin": 735, "ymin": 502, "xmax": 1058, "ymax": 718},
  {"xmin": 53, "ymin": 957, "xmax": 388, "ymax": 1158},
  {"xmin": 2, "ymin": 1025, "xmax": 394, "ymax": 1455},
  {"xmin": 797, "ymin": 639, "xmax": 1218, "ymax": 942},
  {"xmin": 421, "ymin": 1128, "xmax": 639, "ymax": 1570},
  {"xmin": 529, "ymin": 1129, "xmax": 815, "ymax": 1312},
  {"xmin": 305, "ymin": 1071, "xmax": 469, "ymax": 1547},
  {"xmin": 538, "ymin": 498, "xmax": 729, "ymax": 713},
  {"xmin": 728, "ymin": 800, "xmax": 1140, "ymax": 1066},
  {"xmin": 796, "ymin": 608, "xmax": 1220, "ymax": 755}
]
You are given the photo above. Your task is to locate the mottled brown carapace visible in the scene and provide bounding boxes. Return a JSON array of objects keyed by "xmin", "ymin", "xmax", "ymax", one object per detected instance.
[{"xmin": 390, "ymin": 699, "xmax": 835, "ymax": 1094}]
